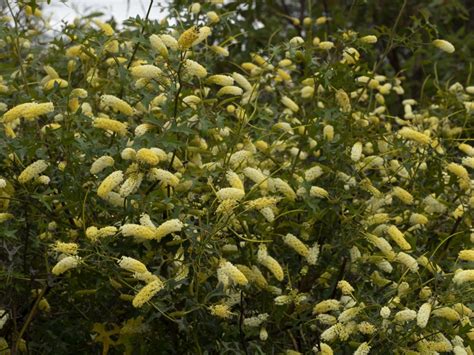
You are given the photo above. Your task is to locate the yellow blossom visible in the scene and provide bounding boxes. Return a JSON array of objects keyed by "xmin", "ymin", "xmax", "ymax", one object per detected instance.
[
  {"xmin": 18, "ymin": 160, "xmax": 48, "ymax": 183},
  {"xmin": 433, "ymin": 39, "xmax": 455, "ymax": 53},
  {"xmin": 93, "ymin": 117, "xmax": 128, "ymax": 136},
  {"xmin": 132, "ymin": 279, "xmax": 164, "ymax": 308},
  {"xmin": 52, "ymin": 256, "xmax": 81, "ymax": 275},
  {"xmin": 97, "ymin": 171, "xmax": 124, "ymax": 198},
  {"xmin": 100, "ymin": 95, "xmax": 134, "ymax": 116}
]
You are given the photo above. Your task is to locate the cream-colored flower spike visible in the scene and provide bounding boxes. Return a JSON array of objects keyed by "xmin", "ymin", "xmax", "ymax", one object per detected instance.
[{"xmin": 433, "ymin": 39, "xmax": 455, "ymax": 53}]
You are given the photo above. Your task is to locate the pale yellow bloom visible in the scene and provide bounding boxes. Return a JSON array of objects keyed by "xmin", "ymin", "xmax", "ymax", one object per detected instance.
[
  {"xmin": 119, "ymin": 173, "xmax": 143, "ymax": 197},
  {"xmin": 44, "ymin": 78, "xmax": 68, "ymax": 90},
  {"xmin": 283, "ymin": 234, "xmax": 309, "ymax": 257},
  {"xmin": 132, "ymin": 279, "xmax": 164, "ymax": 308},
  {"xmin": 85, "ymin": 226, "xmax": 117, "ymax": 241},
  {"xmin": 360, "ymin": 35, "xmax": 377, "ymax": 44},
  {"xmin": 90, "ymin": 156, "xmax": 114, "ymax": 174},
  {"xmin": 148, "ymin": 168, "xmax": 180, "ymax": 187},
  {"xmin": 433, "ymin": 39, "xmax": 455, "ymax": 53},
  {"xmin": 52, "ymin": 256, "xmax": 81, "ymax": 275},
  {"xmin": 458, "ymin": 250, "xmax": 474, "ymax": 261},
  {"xmin": 432, "ymin": 307, "xmax": 460, "ymax": 321},
  {"xmin": 313, "ymin": 299, "xmax": 340, "ymax": 314},
  {"xmin": 281, "ymin": 96, "xmax": 299, "ymax": 113},
  {"xmin": 193, "ymin": 26, "xmax": 212, "ymax": 46},
  {"xmin": 155, "ymin": 219, "xmax": 184, "ymax": 241},
  {"xmin": 53, "ymin": 242, "xmax": 78, "ymax": 255},
  {"xmin": 453, "ymin": 269, "xmax": 474, "ymax": 284},
  {"xmin": 121, "ymin": 224, "xmax": 156, "ymax": 240},
  {"xmin": 272, "ymin": 178, "xmax": 296, "ymax": 201},
  {"xmin": 351, "ymin": 142, "xmax": 363, "ymax": 162},
  {"xmin": 184, "ymin": 59, "xmax": 207, "ymax": 78},
  {"xmin": 354, "ymin": 342, "xmax": 371, "ymax": 355},
  {"xmin": 323, "ymin": 125, "xmax": 334, "ymax": 141},
  {"xmin": 447, "ymin": 162, "xmax": 470, "ymax": 190},
  {"xmin": 216, "ymin": 187, "xmax": 245, "ymax": 201},
  {"xmin": 208, "ymin": 75, "xmax": 234, "ymax": 86},
  {"xmin": 458, "ymin": 143, "xmax": 474, "ymax": 157},
  {"xmin": 150, "ymin": 34, "xmax": 169, "ymax": 58},
  {"xmin": 320, "ymin": 343, "xmax": 333, "ymax": 355},
  {"xmin": 0, "ymin": 213, "xmax": 13, "ymax": 223},
  {"xmin": 93, "ymin": 19, "xmax": 114, "ymax": 36},
  {"xmin": 207, "ymin": 11, "xmax": 220, "ymax": 23},
  {"xmin": 136, "ymin": 148, "xmax": 160, "ymax": 165},
  {"xmin": 2, "ymin": 102, "xmax": 54, "ymax": 123},
  {"xmin": 118, "ymin": 256, "xmax": 148, "ymax": 274},
  {"xmin": 130, "ymin": 65, "xmax": 162, "ymax": 80},
  {"xmin": 157, "ymin": 34, "xmax": 177, "ymax": 51},
  {"xmin": 18, "ymin": 160, "xmax": 48, "ymax": 183},
  {"xmin": 319, "ymin": 41, "xmax": 334, "ymax": 50},
  {"xmin": 341, "ymin": 47, "xmax": 360, "ymax": 64},
  {"xmin": 335, "ymin": 89, "xmax": 351, "ymax": 112},
  {"xmin": 100, "ymin": 95, "xmax": 134, "ymax": 116},
  {"xmin": 310, "ymin": 186, "xmax": 329, "ymax": 199},
  {"xmin": 231, "ymin": 72, "xmax": 252, "ymax": 92},
  {"xmin": 387, "ymin": 225, "xmax": 411, "ymax": 250},
  {"xmin": 209, "ymin": 304, "xmax": 233, "ymax": 318},
  {"xmin": 337, "ymin": 280, "xmax": 354, "ymax": 295},
  {"xmin": 417, "ymin": 302, "xmax": 432, "ymax": 328},
  {"xmin": 398, "ymin": 127, "xmax": 431, "ymax": 145},
  {"xmin": 257, "ymin": 245, "xmax": 284, "ymax": 281},
  {"xmin": 409, "ymin": 213, "xmax": 428, "ymax": 225},
  {"xmin": 243, "ymin": 167, "xmax": 268, "ymax": 188},
  {"xmin": 93, "ymin": 117, "xmax": 128, "ymax": 136},
  {"xmin": 218, "ymin": 261, "xmax": 248, "ymax": 286},
  {"xmin": 97, "ymin": 170, "xmax": 124, "ymax": 198},
  {"xmin": 178, "ymin": 26, "xmax": 200, "ymax": 49},
  {"xmin": 217, "ymin": 86, "xmax": 243, "ymax": 96},
  {"xmin": 392, "ymin": 186, "xmax": 414, "ymax": 205},
  {"xmin": 396, "ymin": 252, "xmax": 419, "ymax": 272},
  {"xmin": 226, "ymin": 171, "xmax": 244, "ymax": 191},
  {"xmin": 394, "ymin": 308, "xmax": 417, "ymax": 322}
]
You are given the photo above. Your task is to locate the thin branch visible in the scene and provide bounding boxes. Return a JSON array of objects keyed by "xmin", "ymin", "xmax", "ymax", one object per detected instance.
[{"xmin": 126, "ymin": 0, "xmax": 154, "ymax": 69}]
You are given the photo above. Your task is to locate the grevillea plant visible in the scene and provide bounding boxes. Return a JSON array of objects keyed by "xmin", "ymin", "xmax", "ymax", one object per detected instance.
[{"xmin": 0, "ymin": 1, "xmax": 473, "ymax": 354}]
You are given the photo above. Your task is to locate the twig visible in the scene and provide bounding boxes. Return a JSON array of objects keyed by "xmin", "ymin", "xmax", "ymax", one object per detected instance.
[
  {"xmin": 14, "ymin": 287, "xmax": 49, "ymax": 352},
  {"xmin": 239, "ymin": 291, "xmax": 249, "ymax": 355},
  {"xmin": 126, "ymin": 0, "xmax": 154, "ymax": 69},
  {"xmin": 5, "ymin": 0, "xmax": 32, "ymax": 97},
  {"xmin": 330, "ymin": 257, "xmax": 347, "ymax": 298}
]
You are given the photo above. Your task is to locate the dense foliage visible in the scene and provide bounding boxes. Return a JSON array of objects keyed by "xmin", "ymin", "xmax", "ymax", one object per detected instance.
[{"xmin": 0, "ymin": 0, "xmax": 473, "ymax": 353}]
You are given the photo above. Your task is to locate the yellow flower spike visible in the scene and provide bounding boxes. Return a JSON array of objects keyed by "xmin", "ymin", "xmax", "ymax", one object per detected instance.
[
  {"xmin": 100, "ymin": 95, "xmax": 134, "ymax": 116},
  {"xmin": 97, "ymin": 171, "xmax": 124, "ymax": 199},
  {"xmin": 93, "ymin": 117, "xmax": 128, "ymax": 136},
  {"xmin": 51, "ymin": 256, "xmax": 81, "ymax": 275},
  {"xmin": 433, "ymin": 39, "xmax": 455, "ymax": 53},
  {"xmin": 2, "ymin": 102, "xmax": 54, "ymax": 124},
  {"xmin": 319, "ymin": 41, "xmax": 334, "ymax": 50},
  {"xmin": 178, "ymin": 26, "xmax": 200, "ymax": 50},
  {"xmin": 149, "ymin": 34, "xmax": 169, "ymax": 58},
  {"xmin": 386, "ymin": 225, "xmax": 412, "ymax": 251},
  {"xmin": 132, "ymin": 279, "xmax": 164, "ymax": 308},
  {"xmin": 93, "ymin": 19, "xmax": 114, "ymax": 36},
  {"xmin": 130, "ymin": 65, "xmax": 162, "ymax": 80},
  {"xmin": 44, "ymin": 78, "xmax": 68, "ymax": 90},
  {"xmin": 360, "ymin": 35, "xmax": 377, "ymax": 44},
  {"xmin": 257, "ymin": 244, "xmax": 284, "ymax": 281},
  {"xmin": 18, "ymin": 160, "xmax": 48, "ymax": 184}
]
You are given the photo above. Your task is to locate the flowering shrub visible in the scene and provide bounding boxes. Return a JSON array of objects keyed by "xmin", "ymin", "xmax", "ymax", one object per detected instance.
[{"xmin": 0, "ymin": 1, "xmax": 473, "ymax": 353}]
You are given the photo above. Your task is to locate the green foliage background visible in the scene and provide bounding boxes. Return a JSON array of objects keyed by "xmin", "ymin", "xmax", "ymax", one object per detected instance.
[{"xmin": 0, "ymin": 0, "xmax": 472, "ymax": 354}]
